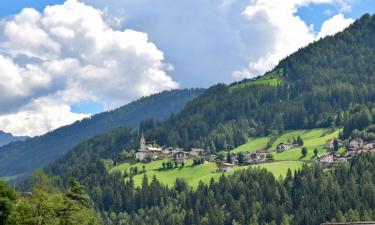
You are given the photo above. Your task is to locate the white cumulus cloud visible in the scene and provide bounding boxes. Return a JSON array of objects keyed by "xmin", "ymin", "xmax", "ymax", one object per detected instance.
[
  {"xmin": 234, "ymin": 0, "xmax": 354, "ymax": 79},
  {"xmin": 317, "ymin": 13, "xmax": 354, "ymax": 39},
  {"xmin": 0, "ymin": 0, "xmax": 178, "ymax": 136}
]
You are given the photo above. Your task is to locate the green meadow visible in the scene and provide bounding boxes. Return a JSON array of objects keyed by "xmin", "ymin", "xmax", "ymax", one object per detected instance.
[
  {"xmin": 112, "ymin": 159, "xmax": 305, "ymax": 188},
  {"xmin": 229, "ymin": 69, "xmax": 282, "ymax": 92}
]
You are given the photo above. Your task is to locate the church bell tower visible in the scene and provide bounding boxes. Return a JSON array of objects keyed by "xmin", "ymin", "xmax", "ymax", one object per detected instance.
[{"xmin": 140, "ymin": 131, "xmax": 146, "ymax": 151}]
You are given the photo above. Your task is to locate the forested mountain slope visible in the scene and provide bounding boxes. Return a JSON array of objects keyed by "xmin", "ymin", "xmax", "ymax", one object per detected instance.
[
  {"xmin": 21, "ymin": 13, "xmax": 375, "ymax": 225},
  {"xmin": 139, "ymin": 14, "xmax": 375, "ymax": 151},
  {"xmin": 0, "ymin": 89, "xmax": 204, "ymax": 180},
  {"xmin": 0, "ymin": 131, "xmax": 28, "ymax": 147}
]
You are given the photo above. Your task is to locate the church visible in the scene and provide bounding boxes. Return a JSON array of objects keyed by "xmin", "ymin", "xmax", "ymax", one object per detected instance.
[{"xmin": 135, "ymin": 132, "xmax": 168, "ymax": 161}]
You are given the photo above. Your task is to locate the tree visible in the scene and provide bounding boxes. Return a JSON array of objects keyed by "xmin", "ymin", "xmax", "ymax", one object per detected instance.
[
  {"xmin": 313, "ymin": 148, "xmax": 318, "ymax": 157},
  {"xmin": 301, "ymin": 147, "xmax": 308, "ymax": 157},
  {"xmin": 333, "ymin": 139, "xmax": 339, "ymax": 152},
  {"xmin": 226, "ymin": 150, "xmax": 232, "ymax": 163},
  {"xmin": 266, "ymin": 153, "xmax": 274, "ymax": 161},
  {"xmin": 237, "ymin": 153, "xmax": 244, "ymax": 165},
  {"xmin": 0, "ymin": 180, "xmax": 16, "ymax": 225},
  {"xmin": 296, "ymin": 136, "xmax": 304, "ymax": 146}
]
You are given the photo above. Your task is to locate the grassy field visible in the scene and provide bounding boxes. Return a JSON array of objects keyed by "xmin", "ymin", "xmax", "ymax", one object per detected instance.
[
  {"xmin": 111, "ymin": 159, "xmax": 305, "ymax": 188},
  {"xmin": 112, "ymin": 128, "xmax": 339, "ymax": 187},
  {"xmin": 272, "ymin": 129, "xmax": 340, "ymax": 161},
  {"xmin": 232, "ymin": 137, "xmax": 269, "ymax": 153},
  {"xmin": 254, "ymin": 161, "xmax": 305, "ymax": 179},
  {"xmin": 229, "ymin": 69, "xmax": 282, "ymax": 92}
]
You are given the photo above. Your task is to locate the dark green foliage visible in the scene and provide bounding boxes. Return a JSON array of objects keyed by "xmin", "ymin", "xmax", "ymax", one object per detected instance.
[
  {"xmin": 301, "ymin": 147, "xmax": 308, "ymax": 157},
  {"xmin": 314, "ymin": 148, "xmax": 318, "ymax": 156},
  {"xmin": 0, "ymin": 180, "xmax": 17, "ymax": 224},
  {"xmin": 134, "ymin": 14, "xmax": 375, "ymax": 156},
  {"xmin": 0, "ymin": 89, "xmax": 203, "ymax": 180}
]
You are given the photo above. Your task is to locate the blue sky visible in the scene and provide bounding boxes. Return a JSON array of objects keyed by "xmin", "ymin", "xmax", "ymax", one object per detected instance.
[{"xmin": 0, "ymin": 0, "xmax": 374, "ymax": 136}]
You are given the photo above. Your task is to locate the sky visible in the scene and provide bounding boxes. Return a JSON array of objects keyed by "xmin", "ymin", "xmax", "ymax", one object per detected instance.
[{"xmin": 0, "ymin": 0, "xmax": 373, "ymax": 137}]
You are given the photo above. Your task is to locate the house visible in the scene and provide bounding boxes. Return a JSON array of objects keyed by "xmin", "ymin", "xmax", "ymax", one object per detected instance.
[
  {"xmin": 174, "ymin": 150, "xmax": 191, "ymax": 163},
  {"xmin": 190, "ymin": 148, "xmax": 205, "ymax": 157},
  {"xmin": 325, "ymin": 139, "xmax": 343, "ymax": 150},
  {"xmin": 217, "ymin": 162, "xmax": 235, "ymax": 172},
  {"xmin": 203, "ymin": 153, "xmax": 216, "ymax": 162},
  {"xmin": 316, "ymin": 152, "xmax": 340, "ymax": 164},
  {"xmin": 248, "ymin": 151, "xmax": 267, "ymax": 164},
  {"xmin": 276, "ymin": 143, "xmax": 297, "ymax": 152},
  {"xmin": 364, "ymin": 142, "xmax": 375, "ymax": 150},
  {"xmin": 349, "ymin": 138, "xmax": 364, "ymax": 148}
]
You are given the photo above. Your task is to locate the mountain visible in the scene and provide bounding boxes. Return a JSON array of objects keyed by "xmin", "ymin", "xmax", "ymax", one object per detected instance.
[
  {"xmin": 0, "ymin": 88, "xmax": 204, "ymax": 179},
  {"xmin": 0, "ymin": 131, "xmax": 28, "ymax": 147},
  {"xmin": 28, "ymin": 14, "xmax": 375, "ymax": 224}
]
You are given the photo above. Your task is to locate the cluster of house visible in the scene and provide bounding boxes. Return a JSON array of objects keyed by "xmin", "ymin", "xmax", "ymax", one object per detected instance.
[
  {"xmin": 316, "ymin": 138, "xmax": 375, "ymax": 164},
  {"xmin": 135, "ymin": 133, "xmax": 215, "ymax": 163},
  {"xmin": 135, "ymin": 133, "xmax": 272, "ymax": 172},
  {"xmin": 216, "ymin": 150, "xmax": 269, "ymax": 172}
]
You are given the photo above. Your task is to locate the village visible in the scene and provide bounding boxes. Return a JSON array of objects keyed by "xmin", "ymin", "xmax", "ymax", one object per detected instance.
[{"xmin": 132, "ymin": 132, "xmax": 375, "ymax": 173}]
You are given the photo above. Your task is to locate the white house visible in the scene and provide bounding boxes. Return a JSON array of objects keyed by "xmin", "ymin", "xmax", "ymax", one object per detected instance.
[
  {"xmin": 276, "ymin": 143, "xmax": 297, "ymax": 152},
  {"xmin": 316, "ymin": 152, "xmax": 340, "ymax": 164},
  {"xmin": 217, "ymin": 162, "xmax": 235, "ymax": 172},
  {"xmin": 349, "ymin": 138, "xmax": 364, "ymax": 148}
]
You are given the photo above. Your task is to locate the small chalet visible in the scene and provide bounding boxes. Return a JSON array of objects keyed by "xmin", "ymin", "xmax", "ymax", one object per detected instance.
[
  {"xmin": 349, "ymin": 138, "xmax": 364, "ymax": 148},
  {"xmin": 248, "ymin": 151, "xmax": 267, "ymax": 164},
  {"xmin": 277, "ymin": 143, "xmax": 297, "ymax": 152},
  {"xmin": 217, "ymin": 162, "xmax": 235, "ymax": 172},
  {"xmin": 203, "ymin": 153, "xmax": 216, "ymax": 162},
  {"xmin": 325, "ymin": 138, "xmax": 343, "ymax": 150},
  {"xmin": 364, "ymin": 142, "xmax": 375, "ymax": 150},
  {"xmin": 190, "ymin": 148, "xmax": 205, "ymax": 157},
  {"xmin": 316, "ymin": 152, "xmax": 340, "ymax": 164},
  {"xmin": 174, "ymin": 150, "xmax": 191, "ymax": 163}
]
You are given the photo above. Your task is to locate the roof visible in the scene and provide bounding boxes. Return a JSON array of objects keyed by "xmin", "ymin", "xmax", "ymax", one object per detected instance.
[{"xmin": 218, "ymin": 162, "xmax": 235, "ymax": 167}]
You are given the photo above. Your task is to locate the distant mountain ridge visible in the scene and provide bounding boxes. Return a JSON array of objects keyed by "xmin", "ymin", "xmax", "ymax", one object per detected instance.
[
  {"xmin": 0, "ymin": 88, "xmax": 204, "ymax": 180},
  {"xmin": 0, "ymin": 131, "xmax": 28, "ymax": 147}
]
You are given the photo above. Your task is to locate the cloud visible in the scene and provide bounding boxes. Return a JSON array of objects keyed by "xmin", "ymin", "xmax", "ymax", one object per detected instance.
[
  {"xmin": 317, "ymin": 13, "xmax": 354, "ymax": 38},
  {"xmin": 82, "ymin": 0, "xmax": 354, "ymax": 83},
  {"xmin": 234, "ymin": 0, "xmax": 354, "ymax": 79},
  {"xmin": 0, "ymin": 0, "xmax": 178, "ymax": 136}
]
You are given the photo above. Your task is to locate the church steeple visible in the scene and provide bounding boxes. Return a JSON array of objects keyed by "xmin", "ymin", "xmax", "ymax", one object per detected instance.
[{"xmin": 140, "ymin": 131, "xmax": 146, "ymax": 151}]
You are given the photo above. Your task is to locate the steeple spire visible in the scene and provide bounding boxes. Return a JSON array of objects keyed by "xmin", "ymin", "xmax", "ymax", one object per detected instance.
[{"xmin": 140, "ymin": 131, "xmax": 146, "ymax": 151}]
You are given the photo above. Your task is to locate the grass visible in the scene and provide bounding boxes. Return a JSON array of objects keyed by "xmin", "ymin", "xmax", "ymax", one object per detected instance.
[
  {"xmin": 111, "ymin": 159, "xmax": 224, "ymax": 188},
  {"xmin": 111, "ymin": 128, "xmax": 339, "ymax": 188},
  {"xmin": 232, "ymin": 137, "xmax": 269, "ymax": 153},
  {"xmin": 229, "ymin": 69, "xmax": 283, "ymax": 92},
  {"xmin": 112, "ymin": 159, "xmax": 305, "ymax": 188},
  {"xmin": 272, "ymin": 129, "xmax": 341, "ymax": 161},
  {"xmin": 253, "ymin": 161, "xmax": 305, "ymax": 179}
]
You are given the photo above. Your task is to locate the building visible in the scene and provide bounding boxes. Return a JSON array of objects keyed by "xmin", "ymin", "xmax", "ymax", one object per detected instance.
[
  {"xmin": 190, "ymin": 148, "xmax": 205, "ymax": 157},
  {"xmin": 277, "ymin": 143, "xmax": 297, "ymax": 152},
  {"xmin": 135, "ymin": 132, "xmax": 167, "ymax": 161},
  {"xmin": 248, "ymin": 151, "xmax": 267, "ymax": 164},
  {"xmin": 174, "ymin": 150, "xmax": 191, "ymax": 163},
  {"xmin": 349, "ymin": 138, "xmax": 364, "ymax": 148},
  {"xmin": 326, "ymin": 138, "xmax": 343, "ymax": 150},
  {"xmin": 217, "ymin": 162, "xmax": 235, "ymax": 172},
  {"xmin": 316, "ymin": 152, "xmax": 340, "ymax": 164},
  {"xmin": 364, "ymin": 142, "xmax": 375, "ymax": 150}
]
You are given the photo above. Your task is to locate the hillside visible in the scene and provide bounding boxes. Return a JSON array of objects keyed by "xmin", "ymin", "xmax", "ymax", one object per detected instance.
[
  {"xmin": 0, "ymin": 131, "xmax": 28, "ymax": 147},
  {"xmin": 21, "ymin": 14, "xmax": 375, "ymax": 225},
  {"xmin": 0, "ymin": 89, "xmax": 204, "ymax": 180},
  {"xmin": 138, "ymin": 14, "xmax": 375, "ymax": 152}
]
